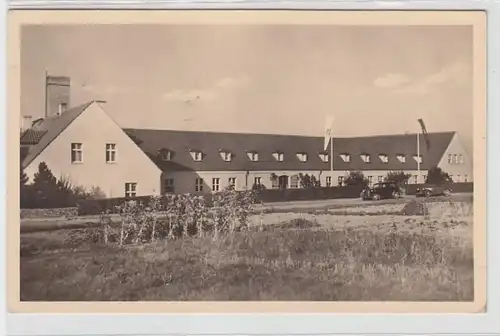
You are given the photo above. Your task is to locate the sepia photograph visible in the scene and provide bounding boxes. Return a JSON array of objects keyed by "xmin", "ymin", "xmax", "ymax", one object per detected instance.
[{"xmin": 8, "ymin": 10, "xmax": 486, "ymax": 313}]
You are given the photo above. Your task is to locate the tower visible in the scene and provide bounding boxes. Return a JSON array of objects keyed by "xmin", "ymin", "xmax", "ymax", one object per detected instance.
[{"xmin": 45, "ymin": 75, "xmax": 71, "ymax": 118}]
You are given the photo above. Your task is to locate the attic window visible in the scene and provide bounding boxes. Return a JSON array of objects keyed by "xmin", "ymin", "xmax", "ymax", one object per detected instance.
[
  {"xmin": 190, "ymin": 150, "xmax": 203, "ymax": 162},
  {"xmin": 379, "ymin": 154, "xmax": 389, "ymax": 163},
  {"xmin": 413, "ymin": 155, "xmax": 422, "ymax": 163},
  {"xmin": 296, "ymin": 152, "xmax": 308, "ymax": 162},
  {"xmin": 159, "ymin": 149, "xmax": 174, "ymax": 161},
  {"xmin": 340, "ymin": 153, "xmax": 351, "ymax": 163},
  {"xmin": 273, "ymin": 152, "xmax": 284, "ymax": 162},
  {"xmin": 220, "ymin": 150, "xmax": 233, "ymax": 162},
  {"xmin": 247, "ymin": 151, "xmax": 259, "ymax": 162},
  {"xmin": 397, "ymin": 154, "xmax": 406, "ymax": 163},
  {"xmin": 319, "ymin": 153, "xmax": 329, "ymax": 162},
  {"xmin": 360, "ymin": 154, "xmax": 371, "ymax": 163}
]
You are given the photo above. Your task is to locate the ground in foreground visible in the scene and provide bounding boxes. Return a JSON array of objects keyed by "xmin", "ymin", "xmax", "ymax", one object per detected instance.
[{"xmin": 20, "ymin": 216, "xmax": 473, "ymax": 301}]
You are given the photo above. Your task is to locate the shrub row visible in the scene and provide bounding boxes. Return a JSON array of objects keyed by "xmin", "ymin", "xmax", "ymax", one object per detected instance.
[
  {"xmin": 75, "ymin": 182, "xmax": 474, "ymax": 216},
  {"xmin": 20, "ymin": 207, "xmax": 78, "ymax": 219}
]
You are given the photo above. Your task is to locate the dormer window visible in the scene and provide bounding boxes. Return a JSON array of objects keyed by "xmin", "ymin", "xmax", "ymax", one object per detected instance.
[
  {"xmin": 318, "ymin": 152, "xmax": 329, "ymax": 162},
  {"xmin": 413, "ymin": 155, "xmax": 422, "ymax": 163},
  {"xmin": 273, "ymin": 151, "xmax": 284, "ymax": 162},
  {"xmin": 397, "ymin": 154, "xmax": 406, "ymax": 163},
  {"xmin": 219, "ymin": 150, "xmax": 233, "ymax": 162},
  {"xmin": 340, "ymin": 153, "xmax": 351, "ymax": 163},
  {"xmin": 296, "ymin": 152, "xmax": 308, "ymax": 162},
  {"xmin": 247, "ymin": 151, "xmax": 259, "ymax": 162},
  {"xmin": 190, "ymin": 150, "xmax": 203, "ymax": 162},
  {"xmin": 159, "ymin": 149, "xmax": 174, "ymax": 161},
  {"xmin": 360, "ymin": 153, "xmax": 371, "ymax": 163},
  {"xmin": 379, "ymin": 154, "xmax": 389, "ymax": 163}
]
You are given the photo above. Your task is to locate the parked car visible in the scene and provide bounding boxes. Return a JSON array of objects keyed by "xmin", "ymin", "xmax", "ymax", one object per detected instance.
[
  {"xmin": 361, "ymin": 182, "xmax": 405, "ymax": 201},
  {"xmin": 416, "ymin": 184, "xmax": 452, "ymax": 197}
]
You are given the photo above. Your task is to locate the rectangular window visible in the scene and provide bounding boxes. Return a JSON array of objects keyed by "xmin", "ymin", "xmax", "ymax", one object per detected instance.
[
  {"xmin": 326, "ymin": 176, "xmax": 332, "ymax": 187},
  {"xmin": 290, "ymin": 175, "xmax": 299, "ymax": 188},
  {"xmin": 58, "ymin": 102, "xmax": 68, "ymax": 115},
  {"xmin": 448, "ymin": 154, "xmax": 453, "ymax": 164},
  {"xmin": 228, "ymin": 177, "xmax": 236, "ymax": 188},
  {"xmin": 453, "ymin": 154, "xmax": 458, "ymax": 164},
  {"xmin": 413, "ymin": 175, "xmax": 418, "ymax": 184},
  {"xmin": 212, "ymin": 178, "xmax": 220, "ymax": 192},
  {"xmin": 378, "ymin": 176, "xmax": 383, "ymax": 182},
  {"xmin": 125, "ymin": 182, "xmax": 137, "ymax": 198},
  {"xmin": 367, "ymin": 176, "xmax": 373, "ymax": 185},
  {"xmin": 106, "ymin": 143, "xmax": 116, "ymax": 163},
  {"xmin": 254, "ymin": 177, "xmax": 262, "ymax": 185},
  {"xmin": 337, "ymin": 176, "xmax": 344, "ymax": 186},
  {"xmin": 458, "ymin": 154, "xmax": 464, "ymax": 164},
  {"xmin": 164, "ymin": 178, "xmax": 174, "ymax": 194},
  {"xmin": 464, "ymin": 174, "xmax": 468, "ymax": 182},
  {"xmin": 71, "ymin": 143, "xmax": 83, "ymax": 163},
  {"xmin": 248, "ymin": 152, "xmax": 259, "ymax": 162},
  {"xmin": 195, "ymin": 178, "xmax": 204, "ymax": 192}
]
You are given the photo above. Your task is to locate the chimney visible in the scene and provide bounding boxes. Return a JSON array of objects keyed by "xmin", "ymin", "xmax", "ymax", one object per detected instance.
[
  {"xmin": 21, "ymin": 115, "xmax": 32, "ymax": 132},
  {"xmin": 45, "ymin": 75, "xmax": 71, "ymax": 118}
]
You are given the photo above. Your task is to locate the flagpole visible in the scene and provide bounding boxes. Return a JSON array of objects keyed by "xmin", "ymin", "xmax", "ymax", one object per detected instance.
[
  {"xmin": 330, "ymin": 136, "xmax": 333, "ymax": 174},
  {"xmin": 417, "ymin": 131, "xmax": 420, "ymax": 178}
]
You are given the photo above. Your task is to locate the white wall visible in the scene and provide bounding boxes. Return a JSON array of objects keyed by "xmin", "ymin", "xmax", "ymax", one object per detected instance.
[
  {"xmin": 162, "ymin": 169, "xmax": 430, "ymax": 194},
  {"xmin": 437, "ymin": 133, "xmax": 474, "ymax": 182},
  {"xmin": 25, "ymin": 103, "xmax": 162, "ymax": 198}
]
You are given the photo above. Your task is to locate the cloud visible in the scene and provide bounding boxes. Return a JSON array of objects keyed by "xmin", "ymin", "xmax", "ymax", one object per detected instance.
[
  {"xmin": 373, "ymin": 73, "xmax": 410, "ymax": 89},
  {"xmin": 380, "ymin": 62, "xmax": 470, "ymax": 96},
  {"xmin": 162, "ymin": 75, "xmax": 251, "ymax": 103}
]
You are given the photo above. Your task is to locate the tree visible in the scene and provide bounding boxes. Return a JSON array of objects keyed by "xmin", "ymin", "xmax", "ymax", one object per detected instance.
[
  {"xmin": 31, "ymin": 162, "xmax": 61, "ymax": 208},
  {"xmin": 298, "ymin": 173, "xmax": 321, "ymax": 188},
  {"xmin": 344, "ymin": 171, "xmax": 369, "ymax": 187},
  {"xmin": 385, "ymin": 171, "xmax": 412, "ymax": 185},
  {"xmin": 20, "ymin": 166, "xmax": 35, "ymax": 208},
  {"xmin": 426, "ymin": 166, "xmax": 453, "ymax": 184}
]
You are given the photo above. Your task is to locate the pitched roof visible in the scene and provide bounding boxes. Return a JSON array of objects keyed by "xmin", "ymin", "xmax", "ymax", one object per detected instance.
[
  {"xmin": 20, "ymin": 101, "xmax": 94, "ymax": 169},
  {"xmin": 123, "ymin": 128, "xmax": 455, "ymax": 172}
]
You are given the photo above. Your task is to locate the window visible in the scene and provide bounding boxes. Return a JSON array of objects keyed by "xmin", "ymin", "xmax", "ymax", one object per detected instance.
[
  {"xmin": 271, "ymin": 177, "xmax": 279, "ymax": 189},
  {"xmin": 397, "ymin": 154, "xmax": 406, "ymax": 163},
  {"xmin": 228, "ymin": 177, "xmax": 236, "ymax": 188},
  {"xmin": 297, "ymin": 153, "xmax": 308, "ymax": 162},
  {"xmin": 290, "ymin": 175, "xmax": 299, "ymax": 188},
  {"xmin": 248, "ymin": 152, "xmax": 259, "ymax": 162},
  {"xmin": 71, "ymin": 143, "xmax": 83, "ymax": 163},
  {"xmin": 106, "ymin": 143, "xmax": 116, "ymax": 163},
  {"xmin": 221, "ymin": 151, "xmax": 232, "ymax": 162},
  {"xmin": 164, "ymin": 178, "xmax": 174, "ymax": 193},
  {"xmin": 58, "ymin": 102, "xmax": 68, "ymax": 115},
  {"xmin": 161, "ymin": 150, "xmax": 173, "ymax": 161},
  {"xmin": 360, "ymin": 154, "xmax": 370, "ymax": 163},
  {"xmin": 413, "ymin": 155, "xmax": 422, "ymax": 163},
  {"xmin": 378, "ymin": 154, "xmax": 389, "ymax": 163},
  {"xmin": 456, "ymin": 174, "xmax": 461, "ymax": 183},
  {"xmin": 125, "ymin": 182, "xmax": 137, "ymax": 198},
  {"xmin": 453, "ymin": 154, "xmax": 458, "ymax": 164},
  {"xmin": 367, "ymin": 176, "xmax": 373, "ymax": 185},
  {"xmin": 326, "ymin": 176, "xmax": 332, "ymax": 187},
  {"xmin": 319, "ymin": 153, "xmax": 329, "ymax": 162},
  {"xmin": 340, "ymin": 154, "xmax": 351, "ymax": 163},
  {"xmin": 464, "ymin": 174, "xmax": 468, "ymax": 182},
  {"xmin": 195, "ymin": 178, "xmax": 204, "ymax": 192},
  {"xmin": 254, "ymin": 177, "xmax": 262, "ymax": 185},
  {"xmin": 378, "ymin": 176, "xmax": 383, "ymax": 182},
  {"xmin": 423, "ymin": 175, "xmax": 427, "ymax": 183},
  {"xmin": 337, "ymin": 176, "xmax": 344, "ymax": 186},
  {"xmin": 212, "ymin": 178, "xmax": 220, "ymax": 192},
  {"xmin": 458, "ymin": 154, "xmax": 464, "ymax": 164},
  {"xmin": 413, "ymin": 175, "xmax": 418, "ymax": 184},
  {"xmin": 190, "ymin": 151, "xmax": 203, "ymax": 162},
  {"xmin": 448, "ymin": 154, "xmax": 453, "ymax": 164},
  {"xmin": 273, "ymin": 152, "xmax": 284, "ymax": 162}
]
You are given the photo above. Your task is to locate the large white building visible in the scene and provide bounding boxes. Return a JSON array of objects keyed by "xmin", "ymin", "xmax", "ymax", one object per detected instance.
[{"xmin": 20, "ymin": 76, "xmax": 473, "ymax": 198}]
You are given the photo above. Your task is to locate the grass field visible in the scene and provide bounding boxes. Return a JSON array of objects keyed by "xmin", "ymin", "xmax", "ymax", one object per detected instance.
[{"xmin": 20, "ymin": 199, "xmax": 474, "ymax": 301}]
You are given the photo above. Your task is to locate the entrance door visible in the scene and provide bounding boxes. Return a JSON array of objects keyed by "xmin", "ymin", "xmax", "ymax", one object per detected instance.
[{"xmin": 278, "ymin": 175, "xmax": 289, "ymax": 189}]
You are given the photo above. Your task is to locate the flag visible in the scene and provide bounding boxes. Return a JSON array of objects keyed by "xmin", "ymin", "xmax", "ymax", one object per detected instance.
[
  {"xmin": 417, "ymin": 118, "xmax": 430, "ymax": 150},
  {"xmin": 324, "ymin": 116, "xmax": 335, "ymax": 151}
]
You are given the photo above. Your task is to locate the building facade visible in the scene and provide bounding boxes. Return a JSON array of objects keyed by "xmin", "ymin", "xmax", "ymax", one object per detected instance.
[{"xmin": 20, "ymin": 76, "xmax": 473, "ymax": 198}]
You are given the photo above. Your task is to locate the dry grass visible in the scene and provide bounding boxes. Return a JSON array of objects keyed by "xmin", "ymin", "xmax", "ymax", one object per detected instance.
[{"xmin": 20, "ymin": 201, "xmax": 473, "ymax": 302}]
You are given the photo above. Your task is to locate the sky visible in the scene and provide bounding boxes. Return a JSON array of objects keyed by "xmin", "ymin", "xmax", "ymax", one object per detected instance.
[{"xmin": 21, "ymin": 24, "xmax": 473, "ymax": 155}]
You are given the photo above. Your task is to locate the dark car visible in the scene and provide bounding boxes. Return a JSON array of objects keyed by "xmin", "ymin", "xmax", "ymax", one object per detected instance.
[
  {"xmin": 361, "ymin": 182, "xmax": 405, "ymax": 201},
  {"xmin": 416, "ymin": 184, "xmax": 452, "ymax": 197}
]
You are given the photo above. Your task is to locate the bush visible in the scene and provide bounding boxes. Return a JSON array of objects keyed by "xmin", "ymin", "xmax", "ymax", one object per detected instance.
[{"xmin": 87, "ymin": 188, "xmax": 257, "ymax": 246}]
